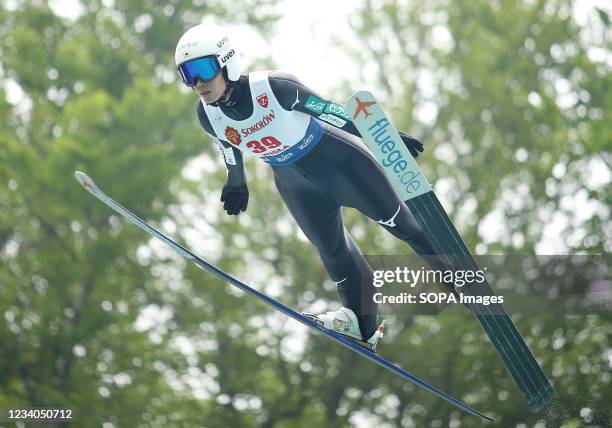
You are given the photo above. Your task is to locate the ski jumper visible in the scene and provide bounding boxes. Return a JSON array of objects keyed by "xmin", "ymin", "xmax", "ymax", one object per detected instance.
[{"xmin": 197, "ymin": 71, "xmax": 438, "ymax": 338}]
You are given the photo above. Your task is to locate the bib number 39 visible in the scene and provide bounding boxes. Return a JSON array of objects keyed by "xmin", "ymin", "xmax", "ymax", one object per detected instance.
[{"xmin": 246, "ymin": 136, "xmax": 282, "ymax": 154}]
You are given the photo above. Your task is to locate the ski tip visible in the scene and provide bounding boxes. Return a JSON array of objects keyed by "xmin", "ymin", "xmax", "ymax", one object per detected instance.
[{"xmin": 74, "ymin": 171, "xmax": 98, "ymax": 191}]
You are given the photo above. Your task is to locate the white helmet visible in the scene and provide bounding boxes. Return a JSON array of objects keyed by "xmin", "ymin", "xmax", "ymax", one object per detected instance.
[{"xmin": 174, "ymin": 24, "xmax": 242, "ymax": 82}]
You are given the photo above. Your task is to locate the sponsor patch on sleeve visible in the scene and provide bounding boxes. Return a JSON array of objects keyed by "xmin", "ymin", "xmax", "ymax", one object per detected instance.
[
  {"xmin": 222, "ymin": 147, "xmax": 237, "ymax": 165},
  {"xmin": 318, "ymin": 113, "xmax": 347, "ymax": 128},
  {"xmin": 324, "ymin": 103, "xmax": 352, "ymax": 121},
  {"xmin": 304, "ymin": 95, "xmax": 327, "ymax": 114}
]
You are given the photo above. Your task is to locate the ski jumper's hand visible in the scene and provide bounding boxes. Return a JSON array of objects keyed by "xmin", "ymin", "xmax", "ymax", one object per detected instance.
[
  {"xmin": 221, "ymin": 183, "xmax": 249, "ymax": 215},
  {"xmin": 398, "ymin": 132, "xmax": 424, "ymax": 158}
]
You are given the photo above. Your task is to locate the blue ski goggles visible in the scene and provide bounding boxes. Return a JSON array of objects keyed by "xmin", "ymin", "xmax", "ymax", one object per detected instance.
[{"xmin": 177, "ymin": 56, "xmax": 221, "ymax": 86}]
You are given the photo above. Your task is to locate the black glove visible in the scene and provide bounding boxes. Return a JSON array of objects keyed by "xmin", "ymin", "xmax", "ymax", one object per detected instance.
[
  {"xmin": 399, "ymin": 132, "xmax": 424, "ymax": 158},
  {"xmin": 220, "ymin": 183, "xmax": 249, "ymax": 215}
]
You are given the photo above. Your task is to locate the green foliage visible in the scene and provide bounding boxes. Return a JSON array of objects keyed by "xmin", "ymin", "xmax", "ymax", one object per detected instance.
[
  {"xmin": 350, "ymin": 0, "xmax": 610, "ymax": 256},
  {"xmin": 0, "ymin": 0, "xmax": 609, "ymax": 427},
  {"xmin": 0, "ymin": 0, "xmax": 280, "ymax": 426},
  {"xmin": 345, "ymin": 0, "xmax": 611, "ymax": 425}
]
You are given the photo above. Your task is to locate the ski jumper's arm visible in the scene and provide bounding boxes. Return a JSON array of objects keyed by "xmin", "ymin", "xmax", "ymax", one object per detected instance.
[
  {"xmin": 195, "ymin": 99, "xmax": 248, "ymax": 215},
  {"xmin": 195, "ymin": 100, "xmax": 246, "ymax": 188},
  {"xmin": 268, "ymin": 71, "xmax": 424, "ymax": 158}
]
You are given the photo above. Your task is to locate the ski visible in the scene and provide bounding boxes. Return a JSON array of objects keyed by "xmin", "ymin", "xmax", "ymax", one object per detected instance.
[
  {"xmin": 74, "ymin": 171, "xmax": 493, "ymax": 421},
  {"xmin": 345, "ymin": 91, "xmax": 555, "ymax": 411}
]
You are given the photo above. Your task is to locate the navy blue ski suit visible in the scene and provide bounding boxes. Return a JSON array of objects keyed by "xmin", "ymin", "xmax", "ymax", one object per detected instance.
[{"xmin": 196, "ymin": 71, "xmax": 436, "ymax": 338}]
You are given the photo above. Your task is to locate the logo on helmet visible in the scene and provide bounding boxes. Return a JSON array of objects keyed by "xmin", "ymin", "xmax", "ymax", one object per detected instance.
[
  {"xmin": 180, "ymin": 41, "xmax": 197, "ymax": 49},
  {"xmin": 256, "ymin": 93, "xmax": 268, "ymax": 108},
  {"xmin": 220, "ymin": 49, "xmax": 235, "ymax": 65},
  {"xmin": 224, "ymin": 126, "xmax": 241, "ymax": 146},
  {"xmin": 217, "ymin": 37, "xmax": 229, "ymax": 48}
]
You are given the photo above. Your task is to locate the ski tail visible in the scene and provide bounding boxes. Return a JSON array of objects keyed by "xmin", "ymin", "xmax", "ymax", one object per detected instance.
[{"xmin": 408, "ymin": 193, "xmax": 556, "ymax": 410}]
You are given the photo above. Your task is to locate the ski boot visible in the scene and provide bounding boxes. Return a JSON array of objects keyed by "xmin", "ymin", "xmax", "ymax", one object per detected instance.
[{"xmin": 302, "ymin": 306, "xmax": 385, "ymax": 353}]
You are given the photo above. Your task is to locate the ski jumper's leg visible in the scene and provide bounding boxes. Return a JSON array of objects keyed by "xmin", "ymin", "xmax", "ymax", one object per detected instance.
[
  {"xmin": 296, "ymin": 127, "xmax": 453, "ymax": 288},
  {"xmin": 272, "ymin": 164, "xmax": 378, "ymax": 338},
  {"xmin": 300, "ymin": 128, "xmax": 438, "ymax": 252}
]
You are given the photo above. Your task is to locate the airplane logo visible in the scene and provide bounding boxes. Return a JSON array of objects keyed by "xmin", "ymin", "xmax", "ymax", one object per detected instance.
[
  {"xmin": 81, "ymin": 178, "xmax": 94, "ymax": 190},
  {"xmin": 77, "ymin": 174, "xmax": 95, "ymax": 190},
  {"xmin": 352, "ymin": 97, "xmax": 376, "ymax": 120}
]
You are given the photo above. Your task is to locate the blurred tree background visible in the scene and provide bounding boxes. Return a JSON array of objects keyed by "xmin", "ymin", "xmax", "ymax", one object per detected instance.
[{"xmin": 0, "ymin": 0, "xmax": 609, "ymax": 427}]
